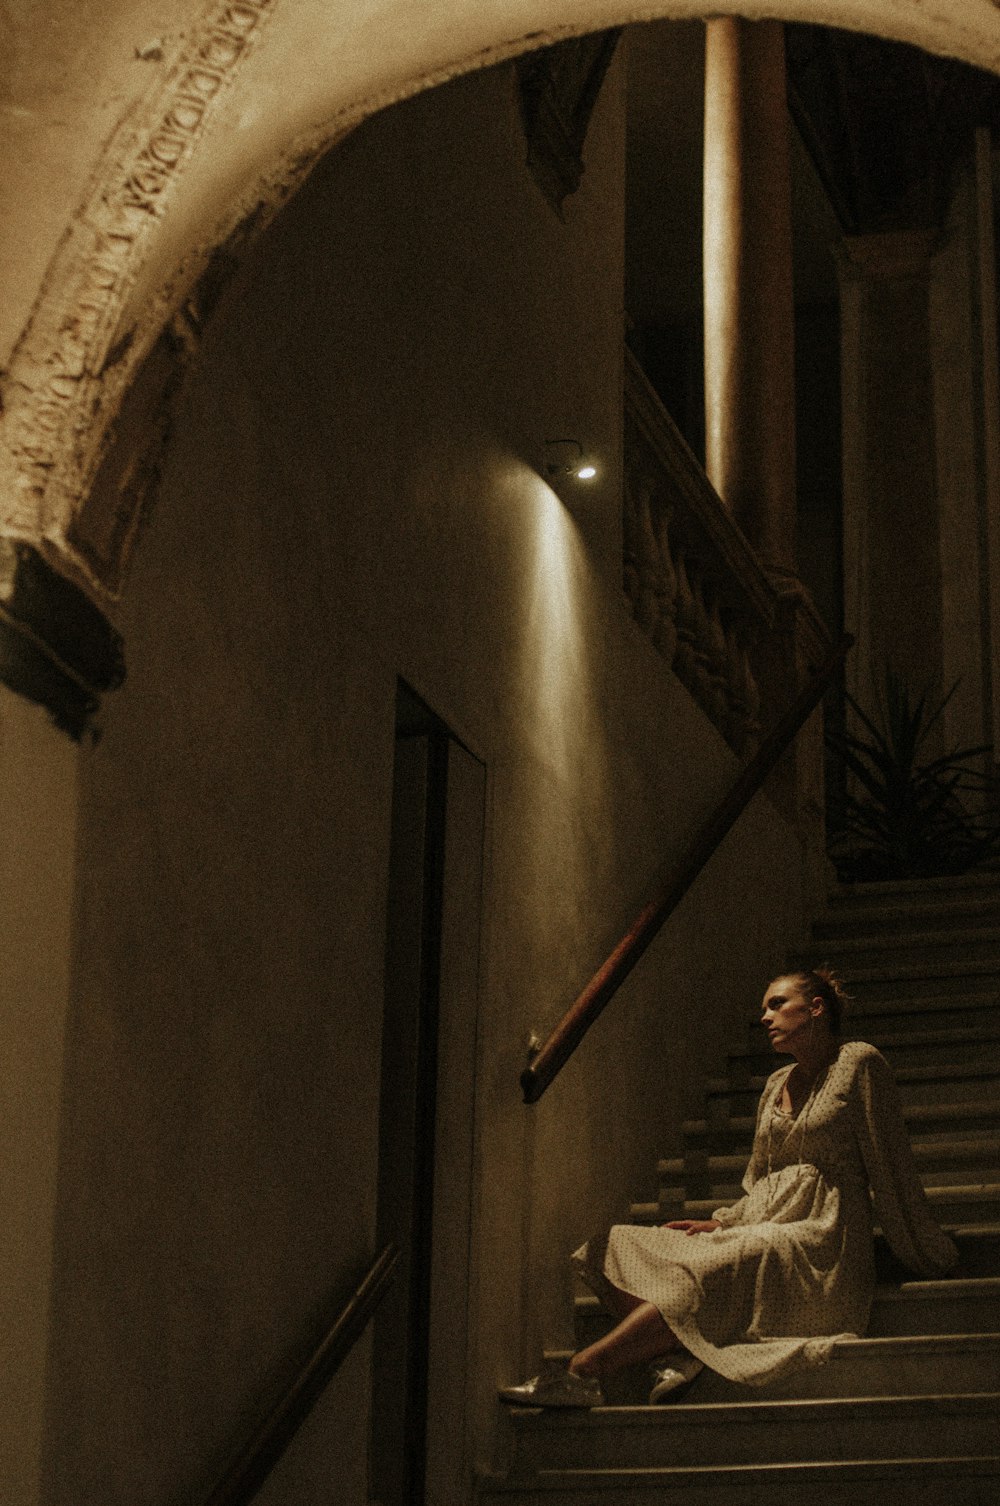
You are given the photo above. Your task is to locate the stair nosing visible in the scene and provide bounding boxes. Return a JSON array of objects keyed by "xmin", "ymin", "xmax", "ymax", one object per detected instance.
[
  {"xmin": 514, "ymin": 1391, "xmax": 1000, "ymax": 1426},
  {"xmin": 515, "ymin": 1456, "xmax": 1000, "ymax": 1485}
]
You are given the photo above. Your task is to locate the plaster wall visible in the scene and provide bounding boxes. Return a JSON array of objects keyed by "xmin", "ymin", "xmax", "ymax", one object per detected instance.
[
  {"xmin": 42, "ymin": 59, "xmax": 805, "ymax": 1505},
  {"xmin": 0, "ymin": 690, "xmax": 78, "ymax": 1506}
]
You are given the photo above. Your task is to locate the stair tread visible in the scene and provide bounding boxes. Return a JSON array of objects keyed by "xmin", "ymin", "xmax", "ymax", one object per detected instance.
[
  {"xmin": 708, "ymin": 1062, "xmax": 1000, "ymax": 1093},
  {"xmin": 683, "ymin": 1099, "xmax": 1000, "ymax": 1136},
  {"xmin": 555, "ymin": 1332, "xmax": 1000, "ymax": 1352},
  {"xmin": 512, "ymin": 1391, "xmax": 1000, "ymax": 1424},
  {"xmin": 749, "ymin": 1000, "xmax": 1000, "ymax": 1029},
  {"xmin": 497, "ymin": 1456, "xmax": 1000, "ymax": 1484},
  {"xmin": 819, "ymin": 958, "xmax": 1000, "ymax": 982},
  {"xmin": 673, "ymin": 1182, "xmax": 1000, "ymax": 1200},
  {"xmin": 817, "ymin": 895, "xmax": 1000, "ymax": 923},
  {"xmin": 660, "ymin": 1139, "xmax": 1000, "ymax": 1175},
  {"xmin": 798, "ymin": 926, "xmax": 1000, "ymax": 953},
  {"xmin": 728, "ymin": 1026, "xmax": 1000, "ymax": 1060},
  {"xmin": 671, "ymin": 1185, "xmax": 1000, "ymax": 1219},
  {"xmin": 826, "ymin": 872, "xmax": 1000, "ymax": 897},
  {"xmin": 881, "ymin": 1276, "xmax": 1000, "ymax": 1296}
]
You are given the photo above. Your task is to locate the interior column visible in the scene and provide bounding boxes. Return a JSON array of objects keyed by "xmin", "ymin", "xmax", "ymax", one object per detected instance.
[
  {"xmin": 703, "ymin": 15, "xmax": 796, "ymax": 579},
  {"xmin": 837, "ymin": 230, "xmax": 942, "ymax": 720}
]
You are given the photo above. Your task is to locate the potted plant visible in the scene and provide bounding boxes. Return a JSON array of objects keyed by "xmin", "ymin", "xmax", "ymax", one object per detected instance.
[{"xmin": 826, "ymin": 670, "xmax": 1000, "ymax": 882}]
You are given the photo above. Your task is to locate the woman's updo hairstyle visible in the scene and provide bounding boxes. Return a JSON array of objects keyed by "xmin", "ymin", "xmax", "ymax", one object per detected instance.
[{"xmin": 793, "ymin": 964, "xmax": 850, "ymax": 1035}]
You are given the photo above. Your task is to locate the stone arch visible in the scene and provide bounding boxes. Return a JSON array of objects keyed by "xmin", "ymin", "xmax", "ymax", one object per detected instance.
[{"xmin": 0, "ymin": 0, "xmax": 997, "ymax": 730}]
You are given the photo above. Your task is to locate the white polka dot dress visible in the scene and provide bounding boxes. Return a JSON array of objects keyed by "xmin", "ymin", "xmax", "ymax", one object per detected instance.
[{"xmin": 573, "ymin": 1041, "xmax": 958, "ymax": 1387}]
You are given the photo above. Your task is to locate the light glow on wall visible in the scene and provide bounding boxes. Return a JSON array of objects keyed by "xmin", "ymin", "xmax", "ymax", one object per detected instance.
[{"xmin": 512, "ymin": 462, "xmax": 613, "ymax": 809}]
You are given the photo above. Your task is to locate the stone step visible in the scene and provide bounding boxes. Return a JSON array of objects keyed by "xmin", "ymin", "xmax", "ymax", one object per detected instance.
[
  {"xmin": 658, "ymin": 1183, "xmax": 1000, "ymax": 1226},
  {"xmin": 819, "ymin": 960, "xmax": 1000, "ymax": 1003},
  {"xmin": 479, "ymin": 1454, "xmax": 1000, "ymax": 1505},
  {"xmin": 705, "ymin": 1060, "xmax": 1000, "ymax": 1120},
  {"xmin": 866, "ymin": 1278, "xmax": 1000, "ymax": 1336},
  {"xmin": 937, "ymin": 1224, "xmax": 1000, "ymax": 1277},
  {"xmin": 657, "ymin": 1137, "xmax": 1000, "ymax": 1196},
  {"xmin": 501, "ymin": 1392, "xmax": 999, "ymax": 1475},
  {"xmin": 792, "ymin": 929, "xmax": 1000, "ymax": 978},
  {"xmin": 824, "ymin": 872, "xmax": 1000, "ymax": 909},
  {"xmin": 745, "ymin": 996, "xmax": 1000, "ymax": 1047},
  {"xmin": 683, "ymin": 1098, "xmax": 1000, "ymax": 1153},
  {"xmin": 814, "ymin": 890, "xmax": 1000, "ymax": 939},
  {"xmin": 725, "ymin": 1025, "xmax": 1000, "ymax": 1082},
  {"xmin": 657, "ymin": 1168, "xmax": 1000, "ymax": 1201},
  {"xmin": 549, "ymin": 1334, "xmax": 1000, "ymax": 1405}
]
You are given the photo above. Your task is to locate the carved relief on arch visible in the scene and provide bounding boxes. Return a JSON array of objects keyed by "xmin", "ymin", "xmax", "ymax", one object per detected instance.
[{"xmin": 1, "ymin": 0, "xmax": 277, "ymax": 594}]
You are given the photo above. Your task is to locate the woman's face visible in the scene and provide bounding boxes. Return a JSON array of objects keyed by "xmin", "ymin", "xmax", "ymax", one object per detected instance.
[{"xmin": 760, "ymin": 975, "xmax": 820, "ymax": 1055}]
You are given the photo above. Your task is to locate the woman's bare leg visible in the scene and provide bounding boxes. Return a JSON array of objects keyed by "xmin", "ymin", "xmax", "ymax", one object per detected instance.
[
  {"xmin": 568, "ymin": 1301, "xmax": 681, "ymax": 1380},
  {"xmin": 602, "ymin": 1286, "xmax": 644, "ymax": 1321}
]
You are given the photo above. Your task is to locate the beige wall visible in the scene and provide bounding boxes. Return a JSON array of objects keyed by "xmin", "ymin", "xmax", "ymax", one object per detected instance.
[
  {"xmin": 0, "ymin": 689, "xmax": 78, "ymax": 1506},
  {"xmin": 33, "ymin": 56, "xmax": 806, "ymax": 1505}
]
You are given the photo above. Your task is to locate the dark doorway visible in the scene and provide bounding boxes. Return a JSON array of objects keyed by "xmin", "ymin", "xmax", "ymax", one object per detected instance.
[{"xmin": 370, "ymin": 684, "xmax": 485, "ymax": 1506}]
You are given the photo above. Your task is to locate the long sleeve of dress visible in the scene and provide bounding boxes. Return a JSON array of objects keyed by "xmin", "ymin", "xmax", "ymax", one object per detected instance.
[{"xmin": 851, "ymin": 1044, "xmax": 958, "ymax": 1276}]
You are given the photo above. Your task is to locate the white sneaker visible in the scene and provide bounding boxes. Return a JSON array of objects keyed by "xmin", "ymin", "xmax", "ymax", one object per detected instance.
[
  {"xmin": 648, "ymin": 1353, "xmax": 703, "ymax": 1404},
  {"xmin": 499, "ymin": 1364, "xmax": 604, "ymax": 1408}
]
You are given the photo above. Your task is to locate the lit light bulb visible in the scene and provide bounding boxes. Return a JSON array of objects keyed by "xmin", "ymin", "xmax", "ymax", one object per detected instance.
[{"xmin": 542, "ymin": 440, "xmax": 598, "ymax": 485}]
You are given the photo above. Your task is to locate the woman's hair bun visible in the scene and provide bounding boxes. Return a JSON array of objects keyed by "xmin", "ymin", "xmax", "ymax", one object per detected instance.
[{"xmin": 796, "ymin": 963, "xmax": 850, "ymax": 1034}]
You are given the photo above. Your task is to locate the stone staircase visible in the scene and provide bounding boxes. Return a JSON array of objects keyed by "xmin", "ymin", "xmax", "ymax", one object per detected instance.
[{"xmin": 480, "ymin": 873, "xmax": 1000, "ymax": 1503}]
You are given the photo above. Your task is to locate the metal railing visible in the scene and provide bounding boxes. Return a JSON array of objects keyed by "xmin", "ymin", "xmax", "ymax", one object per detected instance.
[{"xmin": 203, "ymin": 1243, "xmax": 400, "ymax": 1506}]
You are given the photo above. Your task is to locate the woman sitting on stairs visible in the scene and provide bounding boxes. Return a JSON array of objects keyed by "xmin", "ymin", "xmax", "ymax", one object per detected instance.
[{"xmin": 501, "ymin": 966, "xmax": 958, "ymax": 1408}]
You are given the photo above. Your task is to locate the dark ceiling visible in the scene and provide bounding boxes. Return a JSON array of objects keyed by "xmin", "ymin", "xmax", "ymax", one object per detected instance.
[{"xmin": 786, "ymin": 23, "xmax": 1000, "ymax": 234}]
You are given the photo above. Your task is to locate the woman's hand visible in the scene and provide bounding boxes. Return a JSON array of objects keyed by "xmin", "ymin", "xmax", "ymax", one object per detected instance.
[{"xmin": 660, "ymin": 1219, "xmax": 722, "ymax": 1235}]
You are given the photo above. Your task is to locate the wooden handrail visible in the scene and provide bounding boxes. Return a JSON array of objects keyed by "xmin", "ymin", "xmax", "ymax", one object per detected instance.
[
  {"xmin": 204, "ymin": 1243, "xmax": 400, "ymax": 1506},
  {"xmin": 521, "ymin": 634, "xmax": 853, "ymax": 1104}
]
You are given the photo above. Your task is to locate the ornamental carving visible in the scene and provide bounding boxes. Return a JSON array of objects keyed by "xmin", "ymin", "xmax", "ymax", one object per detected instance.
[
  {"xmin": 516, "ymin": 30, "xmax": 620, "ymax": 217},
  {"xmin": 1, "ymin": 0, "xmax": 276, "ymax": 594}
]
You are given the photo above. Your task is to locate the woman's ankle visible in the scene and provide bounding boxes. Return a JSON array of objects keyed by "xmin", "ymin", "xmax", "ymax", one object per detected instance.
[{"xmin": 568, "ymin": 1354, "xmax": 601, "ymax": 1380}]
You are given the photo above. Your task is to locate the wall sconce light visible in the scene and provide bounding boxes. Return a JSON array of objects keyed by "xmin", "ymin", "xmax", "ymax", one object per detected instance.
[{"xmin": 543, "ymin": 438, "xmax": 598, "ymax": 482}]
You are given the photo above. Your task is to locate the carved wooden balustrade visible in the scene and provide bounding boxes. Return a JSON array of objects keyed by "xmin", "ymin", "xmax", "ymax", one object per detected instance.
[{"xmin": 624, "ymin": 347, "xmax": 819, "ymax": 760}]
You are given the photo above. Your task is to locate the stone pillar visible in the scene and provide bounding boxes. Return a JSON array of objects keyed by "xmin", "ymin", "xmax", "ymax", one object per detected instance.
[
  {"xmin": 837, "ymin": 231, "xmax": 942, "ymax": 722},
  {"xmin": 973, "ymin": 128, "xmax": 1000, "ymax": 760},
  {"xmin": 930, "ymin": 162, "xmax": 990, "ymax": 761},
  {"xmin": 703, "ymin": 16, "xmax": 796, "ymax": 578},
  {"xmin": 702, "ymin": 17, "xmax": 828, "ymax": 903}
]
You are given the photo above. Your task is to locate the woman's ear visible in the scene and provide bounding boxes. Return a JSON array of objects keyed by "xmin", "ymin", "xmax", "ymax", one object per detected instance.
[{"xmin": 811, "ymin": 996, "xmax": 824, "ymax": 1016}]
